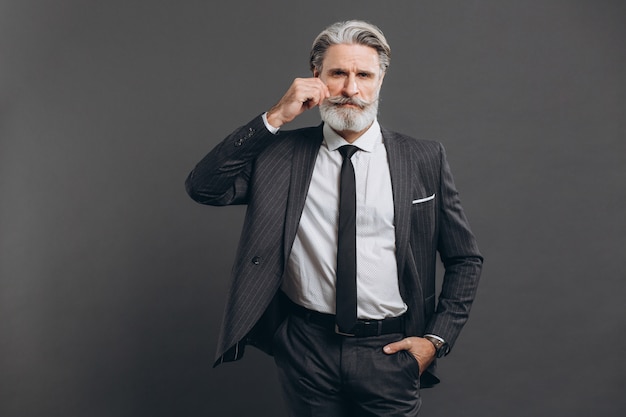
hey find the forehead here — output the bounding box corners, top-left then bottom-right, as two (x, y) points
(322, 44), (380, 71)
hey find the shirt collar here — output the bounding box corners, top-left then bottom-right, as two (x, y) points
(323, 119), (382, 153)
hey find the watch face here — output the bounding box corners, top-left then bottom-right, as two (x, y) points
(424, 336), (449, 357)
(437, 344), (450, 358)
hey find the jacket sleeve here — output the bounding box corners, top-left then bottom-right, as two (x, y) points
(425, 143), (483, 349)
(185, 115), (276, 206)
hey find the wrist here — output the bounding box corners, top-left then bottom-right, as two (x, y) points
(261, 112), (280, 134)
(265, 108), (284, 129)
(423, 334), (450, 358)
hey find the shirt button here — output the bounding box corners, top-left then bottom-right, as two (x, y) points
(251, 256), (261, 265)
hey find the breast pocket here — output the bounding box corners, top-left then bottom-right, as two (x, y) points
(411, 193), (436, 237)
(412, 194), (435, 205)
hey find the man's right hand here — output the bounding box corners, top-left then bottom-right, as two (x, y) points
(266, 78), (330, 129)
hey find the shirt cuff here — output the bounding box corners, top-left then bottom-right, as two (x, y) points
(262, 112), (280, 134)
(424, 333), (446, 343)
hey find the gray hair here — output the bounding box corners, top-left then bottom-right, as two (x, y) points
(309, 20), (391, 74)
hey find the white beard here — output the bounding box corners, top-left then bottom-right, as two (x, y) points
(319, 95), (379, 133)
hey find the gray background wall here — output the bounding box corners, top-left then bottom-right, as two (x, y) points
(1, 1), (624, 416)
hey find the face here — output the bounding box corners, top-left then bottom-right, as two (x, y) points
(315, 44), (385, 135)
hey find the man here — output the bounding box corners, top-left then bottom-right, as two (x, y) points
(186, 20), (482, 416)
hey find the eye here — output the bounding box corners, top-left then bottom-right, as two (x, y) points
(358, 72), (373, 79)
(331, 70), (347, 77)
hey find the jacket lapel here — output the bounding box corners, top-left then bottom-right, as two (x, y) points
(384, 128), (427, 334)
(383, 128), (412, 280)
(283, 126), (324, 267)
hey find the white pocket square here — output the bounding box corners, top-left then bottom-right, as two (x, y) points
(412, 194), (435, 204)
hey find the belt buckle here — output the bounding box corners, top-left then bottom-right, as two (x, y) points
(334, 324), (356, 337)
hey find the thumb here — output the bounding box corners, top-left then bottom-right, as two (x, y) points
(383, 340), (408, 355)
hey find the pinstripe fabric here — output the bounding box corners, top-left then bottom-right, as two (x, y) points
(186, 116), (482, 381)
(382, 127), (483, 353)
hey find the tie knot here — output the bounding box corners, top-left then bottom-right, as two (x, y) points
(338, 145), (359, 160)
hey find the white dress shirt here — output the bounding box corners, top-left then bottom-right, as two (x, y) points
(279, 120), (408, 319)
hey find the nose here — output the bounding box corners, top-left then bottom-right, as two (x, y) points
(342, 74), (359, 97)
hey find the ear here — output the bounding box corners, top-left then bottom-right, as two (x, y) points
(313, 69), (320, 78)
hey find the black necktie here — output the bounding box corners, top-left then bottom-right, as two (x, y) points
(336, 145), (359, 334)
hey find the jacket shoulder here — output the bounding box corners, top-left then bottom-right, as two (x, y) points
(382, 127), (441, 148)
(381, 127), (445, 164)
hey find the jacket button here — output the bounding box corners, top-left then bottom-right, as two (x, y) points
(234, 138), (243, 147)
(251, 256), (261, 265)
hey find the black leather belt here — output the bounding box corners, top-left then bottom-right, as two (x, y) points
(287, 301), (405, 337)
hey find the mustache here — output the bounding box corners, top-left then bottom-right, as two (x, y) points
(324, 95), (372, 109)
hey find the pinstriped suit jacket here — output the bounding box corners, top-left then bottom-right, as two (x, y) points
(186, 115), (482, 385)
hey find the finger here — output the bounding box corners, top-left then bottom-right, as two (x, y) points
(296, 82), (322, 103)
(316, 78), (330, 101)
(310, 82), (331, 108)
(303, 88), (326, 109)
(322, 81), (330, 98)
(312, 77), (330, 98)
(383, 338), (411, 354)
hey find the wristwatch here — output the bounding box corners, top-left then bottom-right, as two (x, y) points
(424, 335), (450, 358)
